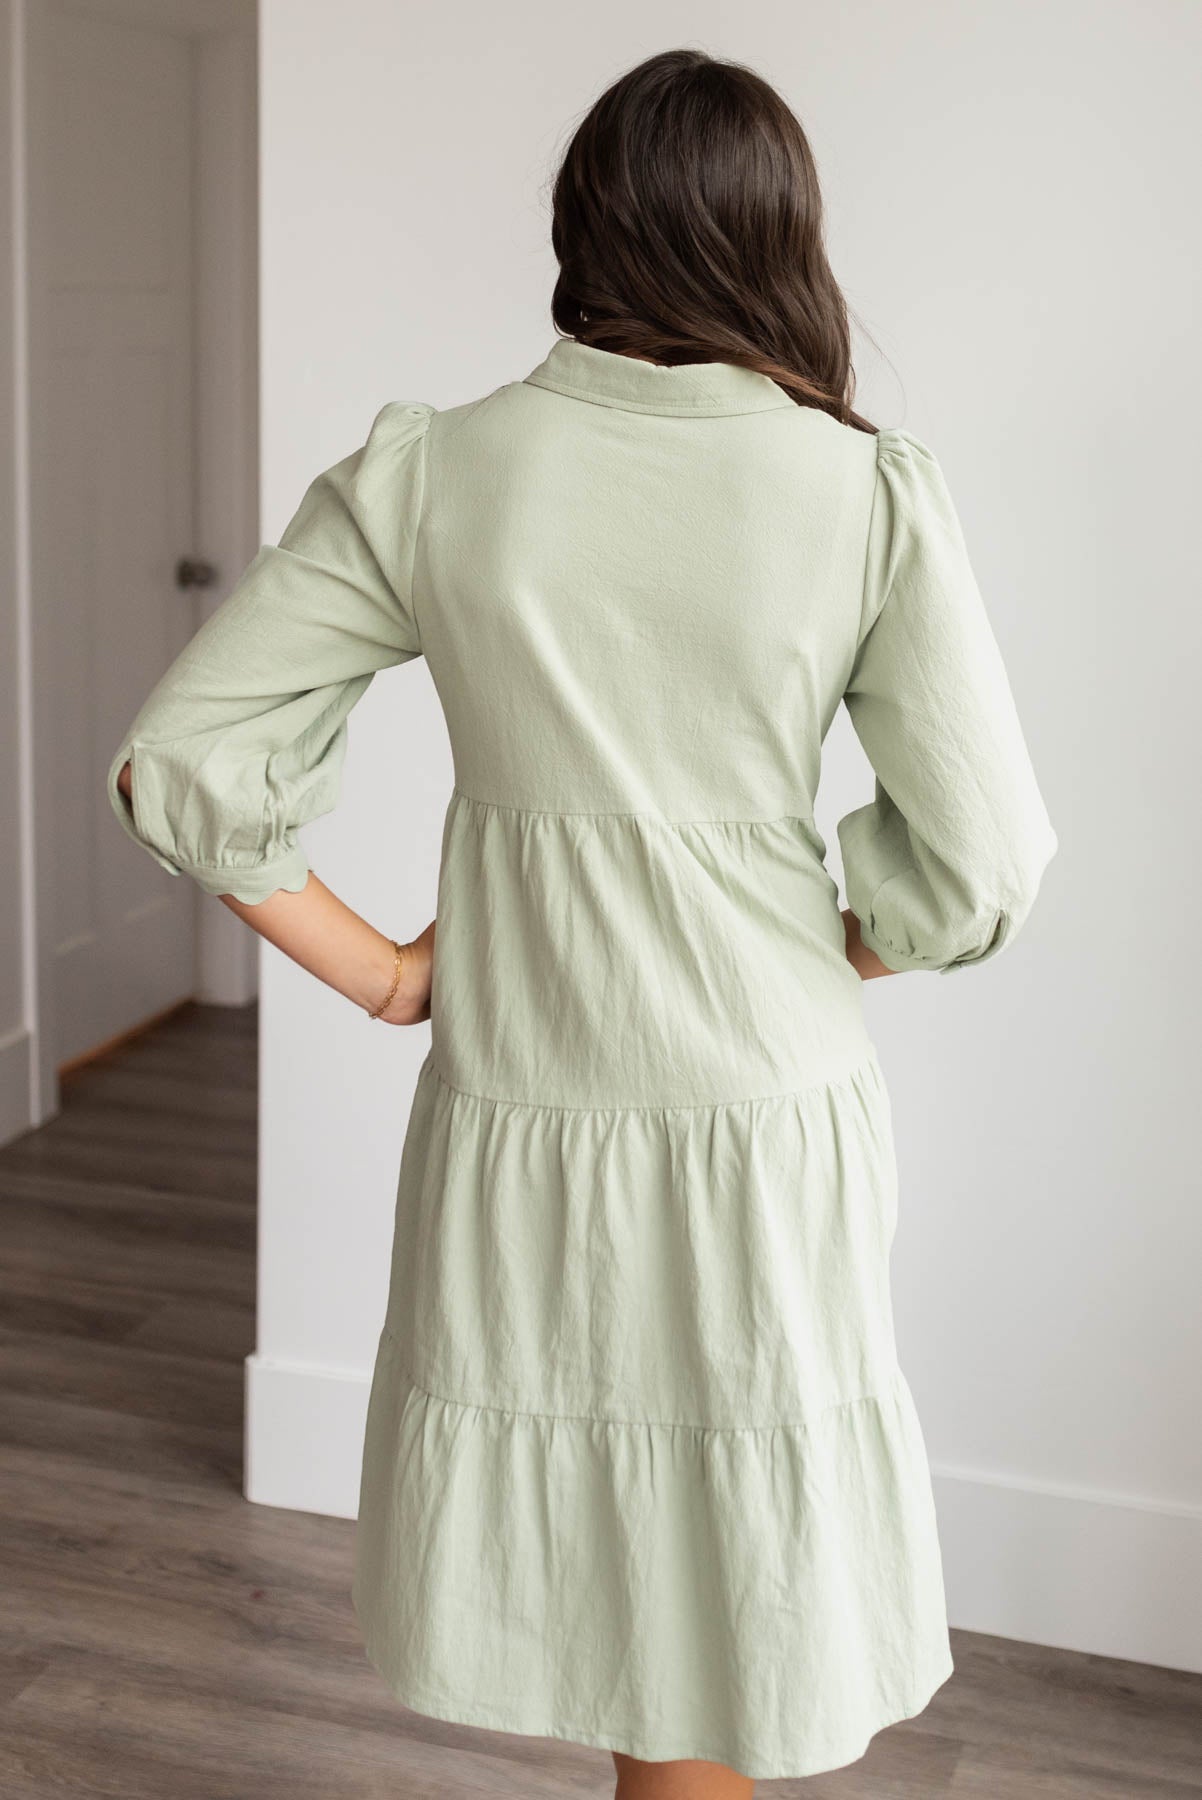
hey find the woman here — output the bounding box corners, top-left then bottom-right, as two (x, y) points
(110, 47), (1056, 1798)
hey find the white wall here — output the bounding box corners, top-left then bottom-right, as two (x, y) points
(248, 0), (1202, 1672)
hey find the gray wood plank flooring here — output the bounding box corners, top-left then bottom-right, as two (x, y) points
(0, 1002), (1198, 1797)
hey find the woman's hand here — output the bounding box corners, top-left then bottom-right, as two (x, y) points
(377, 919), (436, 1025)
(118, 754), (435, 1026)
(210, 869), (435, 1026)
(841, 908), (898, 981)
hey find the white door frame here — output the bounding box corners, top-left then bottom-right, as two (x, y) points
(3, 0), (259, 1134)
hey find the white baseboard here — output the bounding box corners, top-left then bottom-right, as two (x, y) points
(0, 1024), (33, 1148)
(244, 1352), (369, 1520)
(244, 1353), (1202, 1674)
(932, 1465), (1202, 1673)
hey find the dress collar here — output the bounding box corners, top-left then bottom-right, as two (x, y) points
(522, 336), (796, 417)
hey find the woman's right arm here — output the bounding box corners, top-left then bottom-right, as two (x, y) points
(837, 428), (1057, 976)
(841, 907), (897, 981)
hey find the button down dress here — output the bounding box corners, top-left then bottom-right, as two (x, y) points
(108, 336), (1057, 1780)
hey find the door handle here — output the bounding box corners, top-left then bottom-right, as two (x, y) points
(175, 556), (218, 589)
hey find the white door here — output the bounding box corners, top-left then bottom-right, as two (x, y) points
(30, 3), (201, 1069)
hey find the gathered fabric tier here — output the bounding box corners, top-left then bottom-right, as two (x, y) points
(351, 786), (953, 1780)
(106, 336), (1056, 1778)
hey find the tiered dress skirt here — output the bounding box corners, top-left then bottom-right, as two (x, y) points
(350, 793), (954, 1781)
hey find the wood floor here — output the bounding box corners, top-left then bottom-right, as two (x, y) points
(0, 1002), (1198, 1798)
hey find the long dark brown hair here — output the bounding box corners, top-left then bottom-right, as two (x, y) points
(551, 49), (874, 433)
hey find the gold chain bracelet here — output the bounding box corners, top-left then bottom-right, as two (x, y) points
(367, 940), (406, 1021)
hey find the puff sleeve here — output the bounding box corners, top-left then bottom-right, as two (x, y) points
(107, 400), (434, 905)
(837, 428), (1057, 973)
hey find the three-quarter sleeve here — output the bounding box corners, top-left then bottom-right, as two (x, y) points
(107, 400), (434, 904)
(837, 427), (1057, 974)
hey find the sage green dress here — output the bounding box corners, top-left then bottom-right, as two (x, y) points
(108, 337), (1056, 1779)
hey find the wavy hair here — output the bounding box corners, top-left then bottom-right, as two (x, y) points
(551, 48), (874, 433)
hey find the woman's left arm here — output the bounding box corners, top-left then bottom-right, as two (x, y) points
(119, 744), (432, 1022)
(217, 879), (435, 1027)
(108, 401), (437, 1012)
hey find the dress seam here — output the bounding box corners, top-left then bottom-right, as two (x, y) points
(450, 783), (816, 829)
(381, 1335), (902, 1437)
(120, 838), (303, 880)
(423, 1051), (878, 1118)
(521, 374), (793, 417)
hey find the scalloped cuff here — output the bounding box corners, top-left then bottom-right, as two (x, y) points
(183, 846), (312, 905)
(856, 907), (1008, 976)
(856, 914), (942, 975)
(107, 741), (313, 905)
